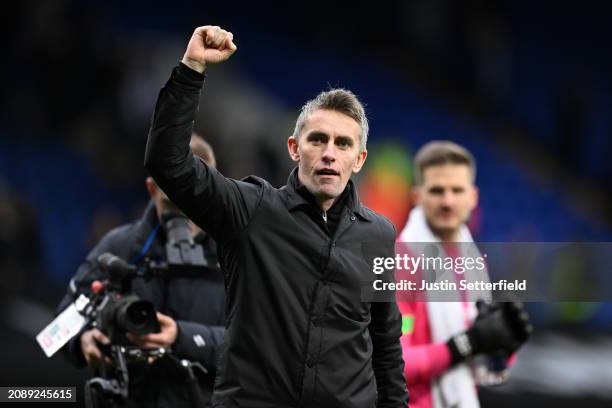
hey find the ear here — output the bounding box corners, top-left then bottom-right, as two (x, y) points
(145, 177), (158, 199)
(352, 149), (368, 173)
(287, 135), (300, 163)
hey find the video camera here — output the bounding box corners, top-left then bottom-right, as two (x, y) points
(88, 253), (160, 344)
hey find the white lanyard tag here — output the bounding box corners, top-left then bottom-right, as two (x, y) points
(36, 294), (90, 357)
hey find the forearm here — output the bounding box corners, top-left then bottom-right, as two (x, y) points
(401, 337), (452, 385)
(144, 62), (204, 186)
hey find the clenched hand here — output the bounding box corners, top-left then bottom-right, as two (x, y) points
(182, 25), (237, 73)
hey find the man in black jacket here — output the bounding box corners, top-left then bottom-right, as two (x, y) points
(58, 136), (225, 407)
(144, 25), (408, 407)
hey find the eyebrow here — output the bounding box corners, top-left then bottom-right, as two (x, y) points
(306, 131), (329, 140)
(306, 131), (355, 145)
(335, 135), (354, 146)
(427, 185), (466, 192)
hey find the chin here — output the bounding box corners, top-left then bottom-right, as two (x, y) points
(432, 223), (459, 236)
(315, 184), (337, 197)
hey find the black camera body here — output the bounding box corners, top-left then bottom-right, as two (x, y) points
(95, 293), (160, 345)
(89, 254), (160, 345)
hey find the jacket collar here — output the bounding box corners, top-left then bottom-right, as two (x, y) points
(284, 167), (372, 222)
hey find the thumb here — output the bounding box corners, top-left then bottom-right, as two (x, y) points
(226, 35), (237, 52)
(155, 311), (176, 328)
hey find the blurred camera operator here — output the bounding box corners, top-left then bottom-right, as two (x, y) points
(396, 141), (532, 408)
(56, 135), (225, 407)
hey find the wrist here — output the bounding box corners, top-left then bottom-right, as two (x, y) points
(172, 320), (188, 355)
(447, 332), (474, 365)
(181, 57), (206, 73)
(169, 320), (178, 345)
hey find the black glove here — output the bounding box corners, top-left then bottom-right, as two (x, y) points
(501, 301), (532, 345)
(447, 301), (532, 365)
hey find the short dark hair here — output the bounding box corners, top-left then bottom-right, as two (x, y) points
(414, 141), (476, 185)
(293, 89), (368, 152)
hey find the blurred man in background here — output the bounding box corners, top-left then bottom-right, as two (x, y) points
(397, 141), (532, 408)
(57, 135), (225, 407)
(144, 25), (408, 408)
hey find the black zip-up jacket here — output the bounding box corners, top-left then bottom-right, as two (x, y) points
(144, 63), (409, 408)
(57, 202), (225, 407)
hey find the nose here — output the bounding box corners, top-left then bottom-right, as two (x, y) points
(321, 141), (337, 163)
(441, 190), (455, 207)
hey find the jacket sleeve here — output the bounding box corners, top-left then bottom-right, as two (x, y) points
(144, 63), (261, 244)
(370, 300), (410, 407)
(55, 228), (126, 367)
(369, 222), (409, 407)
(173, 321), (225, 373)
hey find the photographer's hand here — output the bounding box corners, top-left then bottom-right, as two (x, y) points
(80, 328), (111, 367)
(127, 312), (178, 349)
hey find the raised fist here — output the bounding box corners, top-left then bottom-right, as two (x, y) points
(182, 25), (237, 73)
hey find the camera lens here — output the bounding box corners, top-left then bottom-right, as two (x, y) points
(127, 302), (150, 326)
(116, 297), (159, 335)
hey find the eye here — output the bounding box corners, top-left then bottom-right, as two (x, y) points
(336, 138), (353, 149)
(307, 132), (327, 145)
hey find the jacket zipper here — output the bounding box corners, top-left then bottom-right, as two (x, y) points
(322, 211), (327, 223)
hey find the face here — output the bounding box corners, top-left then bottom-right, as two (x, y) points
(287, 109), (367, 208)
(416, 164), (478, 240)
(146, 178), (201, 236)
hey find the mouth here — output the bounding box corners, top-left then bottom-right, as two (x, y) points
(438, 209), (454, 219)
(315, 168), (340, 177)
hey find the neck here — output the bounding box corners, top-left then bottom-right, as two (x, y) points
(295, 169), (346, 213)
(429, 223), (460, 243)
(438, 232), (458, 243)
(317, 197), (336, 212)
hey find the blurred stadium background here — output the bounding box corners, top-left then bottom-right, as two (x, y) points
(1, 0), (611, 406)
